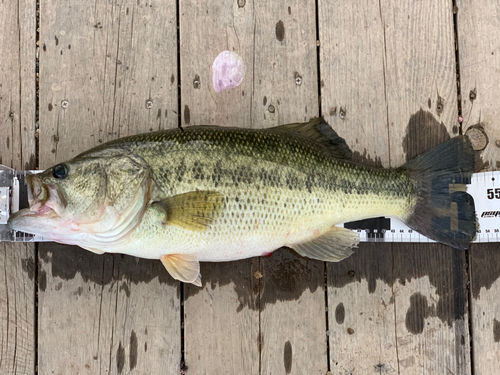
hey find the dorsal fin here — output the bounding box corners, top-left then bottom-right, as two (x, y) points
(272, 118), (352, 159)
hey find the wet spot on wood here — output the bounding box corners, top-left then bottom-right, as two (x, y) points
(452, 125), (458, 134)
(21, 257), (35, 280)
(374, 363), (392, 372)
(156, 109), (161, 120)
(55, 36), (59, 46)
(39, 269), (47, 292)
(43, 43), (46, 51)
(329, 242), (467, 327)
(335, 302), (345, 324)
(144, 342), (147, 352)
(403, 109), (450, 161)
(263, 96), (267, 106)
(184, 258), (258, 310)
(352, 149), (383, 167)
(117, 341), (125, 373)
(48, 103), (53, 111)
(25, 154), (36, 170)
(259, 249), (323, 309)
(284, 340), (292, 374)
(170, 74), (175, 84)
(471, 244), (500, 298)
(130, 330), (138, 370)
(288, 6), (291, 15)
(494, 319), (500, 342)
(405, 292), (433, 334)
(38, 244), (178, 291)
(276, 20), (285, 42)
(184, 105), (190, 125)
(55, 282), (62, 291)
(428, 98), (431, 109)
(120, 281), (131, 297)
(185, 248), (322, 310)
(6, 136), (9, 149)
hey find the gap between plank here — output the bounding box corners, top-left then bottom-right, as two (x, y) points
(175, 1), (186, 373)
(176, 0), (182, 130)
(315, 1), (331, 371)
(451, 1), (476, 374)
(34, 0), (41, 372)
(315, 0), (322, 118)
(323, 262), (331, 373)
(452, 0), (464, 133)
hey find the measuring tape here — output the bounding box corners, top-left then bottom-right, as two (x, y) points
(1, 164), (499, 243)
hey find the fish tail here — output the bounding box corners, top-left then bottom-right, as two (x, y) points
(402, 135), (477, 249)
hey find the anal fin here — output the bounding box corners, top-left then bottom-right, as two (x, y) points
(288, 226), (359, 262)
(160, 254), (202, 286)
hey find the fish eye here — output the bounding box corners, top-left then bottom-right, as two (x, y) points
(52, 164), (68, 179)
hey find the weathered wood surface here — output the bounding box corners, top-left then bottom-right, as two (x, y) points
(181, 1), (328, 373)
(38, 0), (180, 374)
(3, 0), (500, 373)
(458, 1), (500, 374)
(0, 0), (36, 373)
(320, 1), (471, 374)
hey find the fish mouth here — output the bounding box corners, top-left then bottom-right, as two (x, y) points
(25, 174), (65, 218)
(8, 175), (66, 235)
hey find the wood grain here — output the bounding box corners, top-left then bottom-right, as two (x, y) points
(457, 1), (500, 373)
(0, 0), (36, 372)
(181, 0), (326, 373)
(38, 0), (180, 374)
(457, 0), (500, 170)
(320, 0), (471, 373)
(0, 244), (35, 375)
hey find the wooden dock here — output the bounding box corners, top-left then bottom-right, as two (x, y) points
(1, 0), (499, 374)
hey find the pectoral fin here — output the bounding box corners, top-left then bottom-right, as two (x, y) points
(160, 254), (202, 286)
(288, 226), (359, 262)
(153, 191), (224, 231)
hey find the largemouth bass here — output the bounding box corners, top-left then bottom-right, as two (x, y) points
(8, 119), (477, 285)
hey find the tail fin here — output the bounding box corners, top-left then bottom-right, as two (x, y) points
(402, 135), (477, 250)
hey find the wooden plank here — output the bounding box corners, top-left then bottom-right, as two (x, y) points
(329, 244), (471, 374)
(181, 0), (327, 373)
(457, 0), (500, 170)
(320, 0), (472, 373)
(179, 2), (260, 372)
(38, 0), (180, 373)
(0, 0), (36, 372)
(0, 244), (35, 375)
(457, 1), (500, 373)
(469, 245), (500, 375)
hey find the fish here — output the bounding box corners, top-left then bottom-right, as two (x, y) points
(8, 118), (477, 286)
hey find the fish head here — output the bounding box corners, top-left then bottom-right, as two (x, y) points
(8, 153), (150, 243)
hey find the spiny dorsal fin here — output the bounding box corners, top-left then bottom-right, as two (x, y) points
(273, 118), (352, 159)
(152, 191), (224, 232)
(288, 226), (359, 262)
